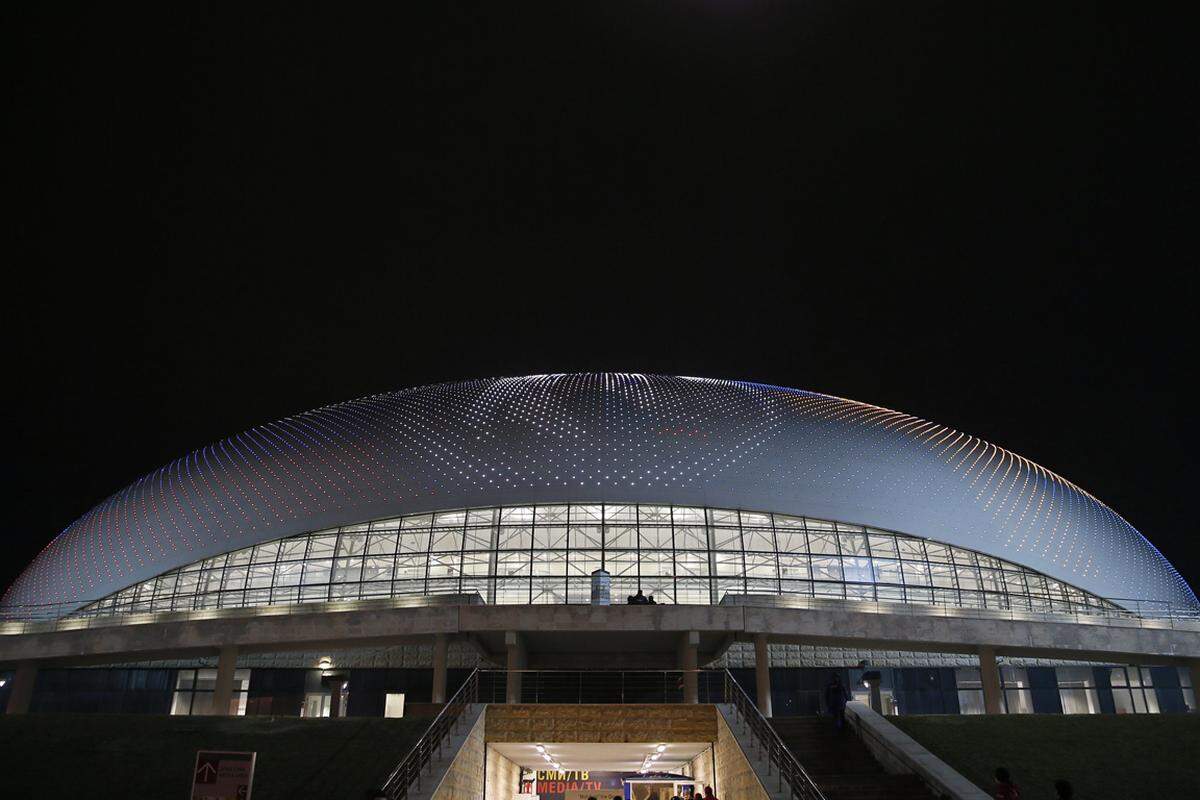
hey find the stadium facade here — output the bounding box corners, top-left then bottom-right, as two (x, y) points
(2, 374), (1197, 718)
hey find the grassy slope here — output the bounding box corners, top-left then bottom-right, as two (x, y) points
(891, 714), (1200, 800)
(0, 714), (429, 799)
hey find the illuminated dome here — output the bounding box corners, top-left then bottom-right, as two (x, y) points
(4, 374), (1195, 614)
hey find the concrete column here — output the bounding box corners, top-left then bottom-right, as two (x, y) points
(211, 645), (239, 716)
(1189, 660), (1200, 713)
(754, 633), (772, 717)
(432, 633), (449, 703)
(979, 646), (1002, 715)
(4, 661), (38, 715)
(505, 631), (525, 704)
(679, 630), (699, 704)
(864, 676), (883, 714)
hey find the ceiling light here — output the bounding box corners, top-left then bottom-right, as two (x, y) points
(551, 763), (561, 769)
(656, 744), (666, 753)
(651, 754), (661, 761)
(536, 745), (545, 753)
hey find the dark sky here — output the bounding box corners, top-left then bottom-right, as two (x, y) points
(7, 3), (1197, 596)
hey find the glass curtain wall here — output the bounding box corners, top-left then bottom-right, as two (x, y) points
(81, 503), (1117, 619)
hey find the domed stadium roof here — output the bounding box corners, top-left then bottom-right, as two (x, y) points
(4, 374), (1195, 611)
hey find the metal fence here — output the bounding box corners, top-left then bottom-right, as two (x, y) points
(476, 669), (729, 704)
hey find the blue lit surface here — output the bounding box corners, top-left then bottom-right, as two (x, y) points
(3, 374), (1195, 611)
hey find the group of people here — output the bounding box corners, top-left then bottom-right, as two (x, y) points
(585, 787), (718, 800)
(626, 589), (658, 605)
(990, 767), (1073, 800)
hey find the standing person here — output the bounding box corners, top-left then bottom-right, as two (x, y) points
(702, 786), (719, 800)
(824, 673), (850, 731)
(992, 767), (1020, 800)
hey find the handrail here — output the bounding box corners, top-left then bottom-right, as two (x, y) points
(377, 668), (480, 800)
(3, 591), (1199, 632)
(722, 669), (827, 800)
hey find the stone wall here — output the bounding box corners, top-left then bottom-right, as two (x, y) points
(485, 744), (523, 800)
(485, 704), (716, 743)
(432, 707), (487, 800)
(688, 711), (768, 800)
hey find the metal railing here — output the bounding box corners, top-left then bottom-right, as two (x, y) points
(476, 669), (727, 704)
(377, 667), (480, 800)
(2, 590), (1198, 635)
(718, 593), (1200, 629)
(722, 669), (827, 800)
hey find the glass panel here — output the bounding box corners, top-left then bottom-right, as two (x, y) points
(367, 534), (399, 555)
(811, 557), (842, 581)
(307, 534), (339, 558)
(896, 537), (926, 560)
(673, 525), (708, 550)
(394, 554), (426, 581)
(1003, 689), (1033, 714)
(778, 554), (810, 580)
(605, 504), (637, 523)
(711, 527), (743, 551)
(606, 525), (637, 549)
(495, 552), (529, 576)
(567, 550), (602, 576)
(533, 526), (568, 549)
(399, 529), (430, 553)
(742, 528), (775, 552)
(278, 538), (307, 560)
(640, 505), (672, 523)
(745, 552), (778, 578)
(740, 511), (771, 528)
(867, 534), (898, 558)
(929, 563), (956, 588)
(535, 505), (569, 524)
(466, 508), (497, 526)
(713, 551), (745, 577)
(429, 527), (463, 552)
(531, 551), (566, 576)
(842, 557), (873, 583)
(332, 557), (363, 583)
(639, 526), (673, 550)
(463, 526), (494, 551)
(569, 525), (603, 550)
(872, 559), (903, 585)
(924, 542), (951, 563)
(639, 550), (673, 575)
(839, 533), (868, 556)
(808, 531), (839, 555)
(252, 542), (280, 563)
(606, 550), (639, 577)
(774, 524), (806, 553)
(675, 551), (710, 577)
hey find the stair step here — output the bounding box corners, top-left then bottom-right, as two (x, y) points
(765, 717), (935, 800)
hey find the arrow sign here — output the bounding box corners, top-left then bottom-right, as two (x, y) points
(191, 751), (256, 800)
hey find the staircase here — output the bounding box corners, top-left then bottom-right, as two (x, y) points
(769, 717), (933, 800)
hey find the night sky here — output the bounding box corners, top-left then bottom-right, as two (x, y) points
(7, 4), (1197, 596)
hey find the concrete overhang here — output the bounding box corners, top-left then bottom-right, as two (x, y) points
(2, 601), (1199, 668)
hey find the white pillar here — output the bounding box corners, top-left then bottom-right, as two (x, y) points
(211, 646), (239, 716)
(754, 633), (772, 717)
(432, 634), (449, 703)
(979, 646), (1002, 715)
